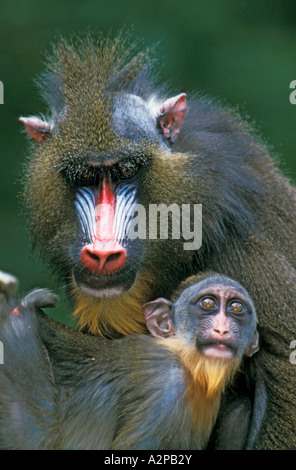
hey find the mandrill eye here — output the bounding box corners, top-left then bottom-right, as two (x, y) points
(229, 301), (245, 313)
(200, 297), (216, 309)
(79, 167), (96, 183)
(117, 160), (138, 178)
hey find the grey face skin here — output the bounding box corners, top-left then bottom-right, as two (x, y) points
(187, 284), (258, 360)
(144, 275), (259, 361)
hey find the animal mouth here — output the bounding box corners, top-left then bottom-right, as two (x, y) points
(76, 283), (125, 298)
(200, 341), (236, 360)
(72, 264), (136, 298)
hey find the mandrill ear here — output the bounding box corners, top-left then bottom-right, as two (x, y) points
(142, 298), (175, 338)
(157, 93), (187, 143)
(19, 116), (53, 143)
(245, 330), (260, 358)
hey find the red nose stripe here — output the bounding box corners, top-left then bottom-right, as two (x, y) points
(95, 178), (116, 239)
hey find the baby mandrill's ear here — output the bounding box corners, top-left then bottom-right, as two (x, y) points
(142, 298), (175, 338)
(244, 331), (260, 358)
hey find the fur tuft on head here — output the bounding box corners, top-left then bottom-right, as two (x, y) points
(39, 31), (156, 143)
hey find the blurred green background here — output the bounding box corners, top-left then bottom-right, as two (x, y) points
(0, 0), (296, 325)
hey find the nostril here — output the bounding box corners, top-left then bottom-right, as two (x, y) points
(81, 243), (127, 275)
(103, 250), (127, 273)
(213, 328), (229, 336)
(86, 251), (100, 261)
(105, 252), (124, 264)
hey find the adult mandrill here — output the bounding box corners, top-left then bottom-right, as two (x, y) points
(0, 274), (260, 450)
(19, 33), (296, 448)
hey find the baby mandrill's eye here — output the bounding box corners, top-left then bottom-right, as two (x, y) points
(229, 301), (244, 313)
(200, 297), (215, 309)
